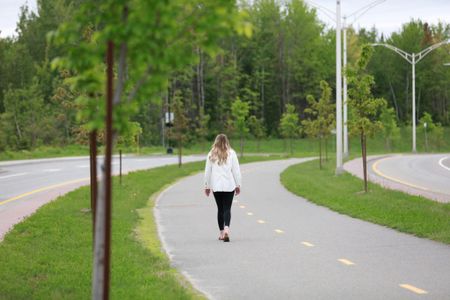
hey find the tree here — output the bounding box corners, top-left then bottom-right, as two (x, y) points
(248, 115), (266, 152)
(302, 80), (334, 169)
(231, 98), (250, 157)
(195, 107), (211, 153)
(116, 121), (142, 153)
(380, 106), (400, 151)
(419, 112), (444, 152)
(172, 91), (189, 167)
(348, 45), (387, 192)
(53, 1), (249, 298)
(279, 103), (300, 154)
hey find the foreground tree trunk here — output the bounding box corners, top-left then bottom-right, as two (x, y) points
(92, 40), (114, 300)
(361, 131), (368, 193)
(89, 130), (97, 230)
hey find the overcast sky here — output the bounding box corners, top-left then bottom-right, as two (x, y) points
(0, 0), (449, 38)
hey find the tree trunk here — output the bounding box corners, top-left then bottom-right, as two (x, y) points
(92, 40), (114, 300)
(178, 138), (182, 167)
(89, 130), (98, 230)
(361, 131), (368, 193)
(325, 138), (328, 162)
(261, 66), (265, 121)
(389, 80), (400, 121)
(240, 135), (244, 158)
(289, 138), (293, 155)
(319, 138), (322, 169)
(257, 138), (260, 153)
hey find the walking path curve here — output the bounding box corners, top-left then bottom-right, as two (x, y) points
(156, 158), (450, 299)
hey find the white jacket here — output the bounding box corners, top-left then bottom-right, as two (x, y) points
(204, 149), (242, 192)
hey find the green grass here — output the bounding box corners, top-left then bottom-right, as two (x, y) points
(0, 155), (282, 299)
(1, 126), (449, 161)
(281, 159), (450, 245)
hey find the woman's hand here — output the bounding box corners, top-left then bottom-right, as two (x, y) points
(205, 188), (211, 197)
(235, 187), (240, 196)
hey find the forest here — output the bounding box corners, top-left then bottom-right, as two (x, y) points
(0, 0), (449, 151)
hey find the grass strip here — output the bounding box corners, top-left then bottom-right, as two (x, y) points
(280, 159), (450, 245)
(0, 155), (280, 299)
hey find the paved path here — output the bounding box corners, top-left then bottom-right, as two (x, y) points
(156, 159), (450, 299)
(0, 154), (204, 240)
(344, 154), (450, 202)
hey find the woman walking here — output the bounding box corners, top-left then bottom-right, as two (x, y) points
(204, 134), (241, 242)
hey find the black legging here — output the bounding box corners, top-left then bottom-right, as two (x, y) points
(213, 191), (234, 230)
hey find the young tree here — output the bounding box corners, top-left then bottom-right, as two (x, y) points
(302, 80), (335, 169)
(279, 103), (300, 155)
(419, 112), (444, 152)
(52, 1), (250, 297)
(248, 115), (266, 152)
(116, 121), (142, 153)
(231, 98), (250, 157)
(348, 45), (387, 192)
(380, 106), (400, 151)
(195, 107), (211, 153)
(172, 91), (189, 167)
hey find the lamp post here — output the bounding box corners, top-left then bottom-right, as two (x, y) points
(371, 40), (450, 152)
(336, 0), (343, 173)
(305, 0), (385, 169)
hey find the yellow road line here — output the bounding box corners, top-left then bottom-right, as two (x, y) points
(239, 205), (246, 208)
(0, 177), (90, 206)
(301, 241), (314, 247)
(372, 157), (430, 191)
(247, 212), (254, 216)
(338, 258), (355, 266)
(257, 219), (266, 224)
(274, 229), (284, 234)
(399, 284), (428, 295)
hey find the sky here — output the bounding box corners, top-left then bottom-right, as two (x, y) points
(0, 0), (449, 38)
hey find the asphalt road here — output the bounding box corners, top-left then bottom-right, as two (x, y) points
(344, 154), (450, 202)
(370, 154), (450, 199)
(156, 159), (450, 299)
(0, 154), (204, 240)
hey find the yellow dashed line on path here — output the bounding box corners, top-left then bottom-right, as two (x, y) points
(0, 177), (89, 206)
(274, 229), (284, 234)
(399, 284), (428, 295)
(338, 259), (355, 266)
(257, 219), (266, 224)
(301, 241), (314, 247)
(239, 205), (246, 209)
(247, 212), (253, 216)
(372, 157), (430, 191)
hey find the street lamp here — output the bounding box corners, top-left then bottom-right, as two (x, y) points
(371, 40), (450, 152)
(305, 0), (385, 172)
(336, 0), (343, 173)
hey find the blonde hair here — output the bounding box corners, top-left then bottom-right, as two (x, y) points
(209, 134), (230, 165)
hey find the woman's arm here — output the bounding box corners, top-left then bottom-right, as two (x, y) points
(204, 154), (212, 196)
(231, 150), (242, 194)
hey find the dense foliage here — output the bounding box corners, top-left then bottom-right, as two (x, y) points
(0, 0), (449, 152)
